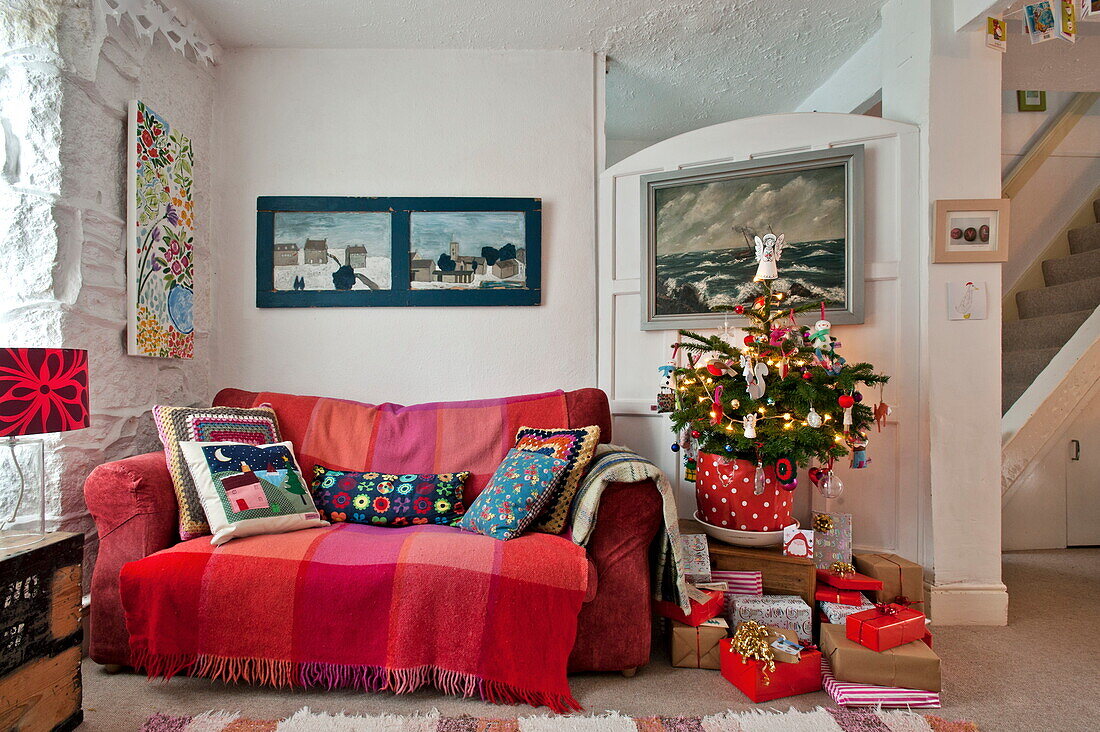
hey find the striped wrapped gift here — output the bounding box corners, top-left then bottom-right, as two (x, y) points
(708, 569), (763, 612)
(822, 658), (941, 708)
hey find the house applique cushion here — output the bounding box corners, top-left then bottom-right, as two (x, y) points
(310, 466), (469, 526)
(179, 440), (327, 545)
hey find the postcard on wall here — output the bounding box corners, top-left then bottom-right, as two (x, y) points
(947, 281), (987, 321)
(1025, 2), (1058, 42)
(1056, 0), (1078, 39)
(986, 16), (1007, 50)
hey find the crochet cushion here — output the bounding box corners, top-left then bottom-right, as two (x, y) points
(153, 404), (282, 539)
(513, 425), (600, 533)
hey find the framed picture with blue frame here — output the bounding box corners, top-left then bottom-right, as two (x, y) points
(256, 196), (542, 307)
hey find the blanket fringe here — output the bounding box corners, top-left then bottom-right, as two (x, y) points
(130, 650), (581, 713)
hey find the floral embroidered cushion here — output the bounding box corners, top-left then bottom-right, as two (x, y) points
(456, 449), (568, 541)
(310, 467), (469, 526)
(153, 405), (282, 540)
(513, 425), (600, 533)
(178, 440), (326, 545)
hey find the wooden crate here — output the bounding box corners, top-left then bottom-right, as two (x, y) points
(0, 532), (83, 732)
(679, 519), (816, 606)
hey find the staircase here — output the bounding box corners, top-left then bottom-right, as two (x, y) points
(1003, 199), (1100, 413)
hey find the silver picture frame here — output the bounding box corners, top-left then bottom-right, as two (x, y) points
(640, 145), (865, 330)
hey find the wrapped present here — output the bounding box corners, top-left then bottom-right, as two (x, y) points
(812, 512), (852, 569)
(820, 624), (940, 692)
(764, 625), (805, 663)
(815, 586), (864, 606)
(819, 593), (875, 624)
(846, 603), (927, 652)
(782, 526), (814, 558)
(728, 594), (812, 643)
(670, 617), (728, 669)
(708, 569), (762, 611)
(656, 588), (723, 627)
(719, 627), (822, 703)
(679, 533), (713, 585)
(853, 552), (924, 607)
(822, 658), (940, 708)
(816, 567), (883, 592)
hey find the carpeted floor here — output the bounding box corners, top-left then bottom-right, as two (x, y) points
(81, 548), (1100, 731)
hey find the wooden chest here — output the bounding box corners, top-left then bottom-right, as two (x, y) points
(679, 519), (816, 606)
(0, 532), (83, 732)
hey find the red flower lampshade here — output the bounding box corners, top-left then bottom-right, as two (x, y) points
(0, 348), (89, 437)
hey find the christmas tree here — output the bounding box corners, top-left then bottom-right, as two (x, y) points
(665, 233), (889, 497)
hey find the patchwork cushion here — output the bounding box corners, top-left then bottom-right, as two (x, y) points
(311, 466), (469, 526)
(457, 449), (567, 541)
(179, 440), (326, 545)
(153, 405), (282, 539)
(514, 425), (600, 533)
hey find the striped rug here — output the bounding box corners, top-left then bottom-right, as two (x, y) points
(141, 707), (979, 731)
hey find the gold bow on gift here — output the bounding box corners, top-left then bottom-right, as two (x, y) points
(812, 513), (834, 533)
(730, 620), (776, 685)
(830, 561), (855, 576)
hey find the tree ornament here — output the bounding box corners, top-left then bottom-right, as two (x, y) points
(690, 430), (701, 438)
(802, 370), (813, 380)
(744, 335), (756, 346)
(741, 355), (769, 400)
(753, 460), (766, 495)
(806, 406), (823, 428)
(670, 443), (680, 453)
(733, 305), (745, 314)
(838, 394), (855, 409)
(848, 429), (870, 468)
(742, 413), (758, 439)
(724, 443), (734, 452)
(818, 470), (844, 499)
(753, 233), (785, 281)
(807, 466), (824, 487)
(710, 385), (725, 425)
(774, 457), (797, 490)
(706, 358), (728, 376)
(853, 391), (863, 403)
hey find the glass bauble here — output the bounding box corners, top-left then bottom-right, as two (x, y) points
(817, 470), (844, 499)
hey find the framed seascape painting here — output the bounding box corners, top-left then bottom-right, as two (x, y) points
(640, 146), (865, 329)
(126, 100), (195, 357)
(256, 197), (541, 307)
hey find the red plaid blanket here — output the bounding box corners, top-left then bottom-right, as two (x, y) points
(120, 523), (589, 711)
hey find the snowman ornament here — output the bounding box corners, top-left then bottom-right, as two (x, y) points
(753, 233), (785, 281)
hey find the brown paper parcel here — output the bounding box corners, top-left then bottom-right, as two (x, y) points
(670, 617), (728, 669)
(853, 552), (925, 606)
(820, 624), (940, 692)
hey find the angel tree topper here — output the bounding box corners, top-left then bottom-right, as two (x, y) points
(753, 233), (785, 281)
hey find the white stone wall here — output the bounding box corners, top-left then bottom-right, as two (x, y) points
(0, 1), (214, 582)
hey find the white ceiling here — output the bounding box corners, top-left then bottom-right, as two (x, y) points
(183, 0), (885, 142)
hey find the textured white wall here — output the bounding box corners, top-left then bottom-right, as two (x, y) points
(210, 49), (599, 405)
(0, 1), (214, 576)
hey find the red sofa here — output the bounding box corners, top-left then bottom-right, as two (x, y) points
(84, 387), (662, 675)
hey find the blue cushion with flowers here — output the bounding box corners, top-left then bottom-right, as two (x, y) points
(310, 466), (469, 526)
(456, 449), (568, 541)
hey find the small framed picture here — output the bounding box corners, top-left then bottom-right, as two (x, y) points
(933, 199), (1010, 263)
(1017, 90), (1047, 111)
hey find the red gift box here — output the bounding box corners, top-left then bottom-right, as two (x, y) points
(815, 587), (864, 606)
(719, 638), (822, 702)
(655, 589), (724, 627)
(696, 454), (793, 532)
(816, 568), (884, 592)
(845, 604), (927, 652)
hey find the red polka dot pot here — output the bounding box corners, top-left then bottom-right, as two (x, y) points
(695, 453), (794, 532)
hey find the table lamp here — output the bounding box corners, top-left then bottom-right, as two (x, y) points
(0, 348), (89, 549)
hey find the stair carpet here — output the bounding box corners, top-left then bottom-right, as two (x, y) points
(1004, 199), (1100, 413)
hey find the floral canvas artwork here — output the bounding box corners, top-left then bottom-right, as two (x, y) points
(127, 100), (195, 358)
